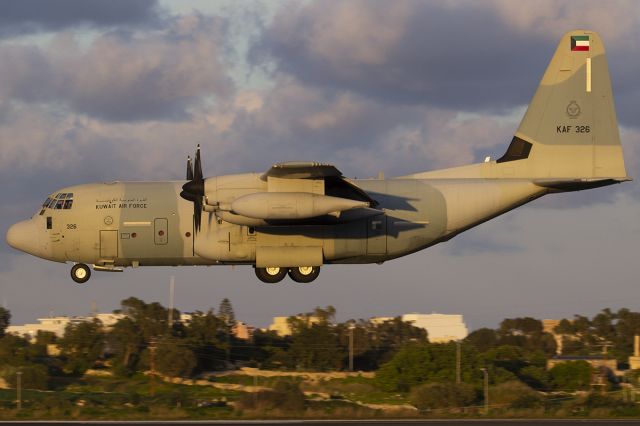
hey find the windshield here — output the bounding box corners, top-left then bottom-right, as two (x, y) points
(39, 193), (74, 215)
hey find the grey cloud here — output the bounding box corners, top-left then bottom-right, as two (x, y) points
(0, 0), (163, 37)
(253, 0), (640, 129)
(0, 14), (234, 122)
(252, 1), (548, 112)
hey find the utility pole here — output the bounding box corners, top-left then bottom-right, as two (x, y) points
(480, 368), (489, 415)
(168, 276), (175, 329)
(456, 340), (461, 384)
(16, 371), (22, 410)
(148, 337), (158, 397)
(149, 337), (158, 375)
(348, 325), (355, 372)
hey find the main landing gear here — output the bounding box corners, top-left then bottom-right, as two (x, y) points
(71, 263), (91, 284)
(255, 266), (321, 284)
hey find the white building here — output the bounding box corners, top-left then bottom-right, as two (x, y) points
(6, 316), (83, 339)
(401, 313), (468, 343)
(6, 313), (125, 340)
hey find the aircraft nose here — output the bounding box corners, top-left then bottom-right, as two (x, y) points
(6, 220), (39, 255)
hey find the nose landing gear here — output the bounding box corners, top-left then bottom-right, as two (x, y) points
(70, 263), (91, 284)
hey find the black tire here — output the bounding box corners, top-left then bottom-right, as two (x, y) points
(71, 263), (91, 284)
(288, 266), (320, 283)
(255, 267), (287, 284)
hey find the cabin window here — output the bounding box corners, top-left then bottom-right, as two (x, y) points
(46, 217), (52, 230)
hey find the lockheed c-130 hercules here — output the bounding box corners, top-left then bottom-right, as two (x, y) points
(5, 30), (631, 284)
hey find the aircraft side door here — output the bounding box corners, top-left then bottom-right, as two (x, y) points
(100, 230), (118, 259)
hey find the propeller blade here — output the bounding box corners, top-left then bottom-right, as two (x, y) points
(194, 144), (203, 182)
(194, 196), (202, 233)
(186, 156), (194, 181)
(180, 145), (206, 235)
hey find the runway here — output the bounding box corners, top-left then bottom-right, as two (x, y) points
(3, 420), (640, 425)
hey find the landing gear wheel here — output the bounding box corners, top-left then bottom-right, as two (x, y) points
(288, 266), (320, 283)
(255, 267), (287, 284)
(71, 263), (91, 284)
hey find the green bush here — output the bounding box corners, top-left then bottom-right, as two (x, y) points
(409, 382), (476, 411)
(549, 361), (592, 391)
(237, 380), (306, 413)
(1, 364), (49, 390)
(490, 380), (542, 409)
(155, 339), (197, 378)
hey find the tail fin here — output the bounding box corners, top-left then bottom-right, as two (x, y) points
(498, 30), (628, 181)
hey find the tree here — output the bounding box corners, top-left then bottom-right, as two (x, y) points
(497, 317), (557, 355)
(549, 360), (592, 391)
(410, 382), (476, 411)
(0, 307), (10, 337)
(58, 319), (105, 375)
(350, 317), (428, 370)
(250, 329), (290, 369)
(376, 342), (480, 392)
(286, 323), (344, 371)
(1, 364), (49, 390)
(107, 317), (145, 375)
(155, 337), (197, 377)
(465, 328), (498, 353)
(218, 298), (235, 329)
(0, 334), (30, 365)
(185, 310), (227, 371)
(119, 297), (177, 341)
(519, 365), (551, 390)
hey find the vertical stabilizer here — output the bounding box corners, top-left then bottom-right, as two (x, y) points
(498, 30), (628, 180)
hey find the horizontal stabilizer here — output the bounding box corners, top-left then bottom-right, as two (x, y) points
(533, 177), (631, 192)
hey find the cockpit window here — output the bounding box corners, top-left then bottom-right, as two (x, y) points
(44, 193), (74, 210)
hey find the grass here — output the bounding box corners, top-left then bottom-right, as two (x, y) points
(301, 376), (410, 405)
(2, 371), (639, 420)
(0, 374), (240, 420)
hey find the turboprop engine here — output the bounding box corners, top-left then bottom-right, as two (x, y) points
(231, 192), (369, 220)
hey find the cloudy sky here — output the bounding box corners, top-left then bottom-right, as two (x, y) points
(1, 0), (639, 330)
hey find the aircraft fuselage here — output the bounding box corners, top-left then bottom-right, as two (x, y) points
(8, 176), (546, 271)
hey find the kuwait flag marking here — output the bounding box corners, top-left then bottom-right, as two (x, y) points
(571, 35), (590, 51)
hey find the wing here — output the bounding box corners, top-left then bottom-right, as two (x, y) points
(262, 161), (378, 207)
(262, 161), (342, 180)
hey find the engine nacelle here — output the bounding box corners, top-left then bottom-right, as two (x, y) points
(231, 192), (369, 220)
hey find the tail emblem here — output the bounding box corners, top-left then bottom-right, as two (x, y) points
(566, 101), (581, 118)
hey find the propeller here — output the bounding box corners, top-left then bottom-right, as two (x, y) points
(180, 145), (205, 233)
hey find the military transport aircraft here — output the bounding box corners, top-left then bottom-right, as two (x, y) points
(5, 30), (630, 284)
